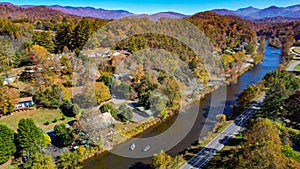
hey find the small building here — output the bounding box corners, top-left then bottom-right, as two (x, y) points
(16, 97), (34, 109)
(242, 42), (249, 48)
(3, 76), (18, 85)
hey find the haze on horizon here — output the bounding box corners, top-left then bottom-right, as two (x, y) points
(5, 0), (300, 15)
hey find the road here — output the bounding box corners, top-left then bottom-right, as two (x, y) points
(181, 94), (265, 169)
(286, 60), (300, 72)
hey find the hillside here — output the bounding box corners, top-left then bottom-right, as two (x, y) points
(0, 3), (80, 20)
(187, 11), (257, 51)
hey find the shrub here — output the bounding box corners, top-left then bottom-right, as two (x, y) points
(44, 121), (50, 125)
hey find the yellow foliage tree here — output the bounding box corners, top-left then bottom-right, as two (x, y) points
(151, 150), (173, 169)
(94, 82), (111, 105)
(0, 86), (19, 115)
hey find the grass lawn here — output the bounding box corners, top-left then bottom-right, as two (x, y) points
(0, 108), (74, 132)
(293, 47), (300, 54)
(295, 64), (300, 71)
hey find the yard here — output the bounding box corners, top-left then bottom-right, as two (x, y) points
(295, 64), (300, 71)
(0, 108), (74, 131)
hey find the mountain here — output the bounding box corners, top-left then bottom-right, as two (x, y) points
(0, 2), (187, 20)
(130, 12), (188, 21)
(0, 3), (80, 20)
(47, 5), (133, 19)
(212, 5), (300, 21)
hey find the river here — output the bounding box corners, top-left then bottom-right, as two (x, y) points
(82, 44), (281, 169)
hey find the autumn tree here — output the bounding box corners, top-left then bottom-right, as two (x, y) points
(0, 86), (20, 115)
(236, 118), (300, 169)
(133, 64), (145, 83)
(151, 150), (173, 169)
(28, 45), (52, 65)
(95, 82), (111, 104)
(237, 84), (261, 108)
(0, 124), (16, 164)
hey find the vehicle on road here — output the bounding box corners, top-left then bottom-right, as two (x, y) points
(129, 143), (135, 151)
(142, 144), (150, 152)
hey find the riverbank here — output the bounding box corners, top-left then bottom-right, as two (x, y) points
(82, 44), (281, 169)
(78, 61), (256, 165)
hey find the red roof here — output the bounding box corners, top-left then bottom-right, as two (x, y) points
(18, 97), (33, 103)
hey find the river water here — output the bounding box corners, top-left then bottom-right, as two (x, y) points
(83, 45), (281, 169)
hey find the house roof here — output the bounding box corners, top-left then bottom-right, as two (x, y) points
(18, 97), (33, 103)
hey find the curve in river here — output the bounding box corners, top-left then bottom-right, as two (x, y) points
(83, 44), (281, 169)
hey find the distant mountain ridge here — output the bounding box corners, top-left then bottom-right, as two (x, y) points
(47, 5), (133, 19)
(0, 2), (187, 20)
(212, 5), (300, 20)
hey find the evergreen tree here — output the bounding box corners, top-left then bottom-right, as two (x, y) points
(54, 124), (73, 147)
(0, 124), (16, 164)
(16, 118), (45, 159)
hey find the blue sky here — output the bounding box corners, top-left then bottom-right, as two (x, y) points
(5, 0), (300, 15)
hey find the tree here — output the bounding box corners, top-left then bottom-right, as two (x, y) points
(60, 55), (72, 75)
(32, 31), (55, 53)
(133, 64), (145, 83)
(260, 70), (300, 119)
(97, 75), (112, 88)
(237, 84), (261, 108)
(99, 103), (114, 113)
(151, 150), (172, 169)
(0, 76), (3, 87)
(28, 45), (52, 65)
(55, 20), (76, 53)
(71, 18), (94, 50)
(95, 82), (111, 104)
(0, 124), (16, 164)
(34, 84), (68, 109)
(99, 103), (119, 119)
(60, 100), (81, 117)
(56, 151), (80, 169)
(43, 134), (51, 146)
(118, 103), (133, 121)
(0, 86), (20, 115)
(149, 94), (165, 114)
(284, 91), (300, 123)
(54, 124), (73, 147)
(112, 81), (132, 99)
(0, 39), (13, 73)
(17, 118), (45, 158)
(23, 154), (55, 169)
(236, 118), (300, 169)
(216, 114), (226, 122)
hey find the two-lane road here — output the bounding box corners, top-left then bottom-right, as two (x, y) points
(181, 95), (265, 169)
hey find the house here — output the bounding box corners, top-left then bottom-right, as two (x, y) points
(3, 76), (18, 85)
(15, 97), (34, 109)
